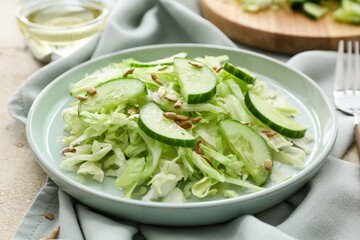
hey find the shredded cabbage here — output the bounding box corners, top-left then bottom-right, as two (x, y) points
(61, 54), (312, 203)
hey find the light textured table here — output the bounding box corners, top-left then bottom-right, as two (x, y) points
(1, 1), (359, 239)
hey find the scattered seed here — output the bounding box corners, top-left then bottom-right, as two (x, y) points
(179, 121), (192, 129)
(265, 159), (272, 171)
(212, 65), (218, 71)
(158, 87), (166, 99)
(261, 130), (277, 137)
(15, 142), (24, 148)
(151, 73), (164, 85)
(173, 100), (183, 108)
(199, 154), (212, 166)
(188, 61), (204, 68)
(164, 95), (178, 102)
(127, 108), (137, 115)
(174, 114), (189, 121)
(241, 121), (250, 125)
(215, 66), (223, 73)
(86, 86), (97, 96)
(76, 95), (87, 101)
(191, 116), (202, 124)
(163, 112), (177, 120)
(194, 140), (205, 155)
(123, 68), (135, 77)
(136, 108), (141, 114)
(61, 148), (75, 154)
(49, 225), (60, 239)
(44, 212), (54, 220)
(158, 65), (169, 71)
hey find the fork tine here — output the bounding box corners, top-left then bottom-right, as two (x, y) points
(334, 40), (344, 92)
(355, 41), (359, 93)
(346, 40), (352, 94)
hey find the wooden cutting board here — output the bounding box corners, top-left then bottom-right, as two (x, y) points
(200, 0), (360, 53)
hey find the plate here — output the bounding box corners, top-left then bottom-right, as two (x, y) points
(27, 44), (337, 226)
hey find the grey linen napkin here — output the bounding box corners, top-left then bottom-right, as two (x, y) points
(9, 0), (360, 239)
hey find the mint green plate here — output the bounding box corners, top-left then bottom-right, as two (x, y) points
(27, 44), (337, 226)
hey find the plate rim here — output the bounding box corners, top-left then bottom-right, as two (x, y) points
(26, 43), (338, 209)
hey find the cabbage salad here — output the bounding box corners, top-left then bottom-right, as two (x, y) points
(61, 53), (312, 203)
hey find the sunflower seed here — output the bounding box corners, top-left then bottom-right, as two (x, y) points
(265, 159), (272, 171)
(123, 68), (135, 77)
(151, 73), (164, 85)
(261, 130), (277, 137)
(158, 87), (166, 99)
(163, 112), (177, 120)
(75, 95), (87, 101)
(86, 86), (97, 96)
(164, 95), (178, 102)
(127, 108), (137, 115)
(44, 212), (54, 220)
(191, 116), (202, 124)
(188, 61), (204, 68)
(158, 65), (169, 71)
(173, 100), (183, 108)
(174, 114), (189, 121)
(179, 121), (192, 129)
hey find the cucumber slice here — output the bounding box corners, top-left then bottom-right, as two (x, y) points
(342, 0), (360, 16)
(79, 78), (147, 113)
(218, 119), (272, 186)
(138, 102), (197, 148)
(334, 8), (360, 24)
(289, 0), (305, 10)
(303, 2), (328, 20)
(223, 62), (257, 84)
(130, 52), (188, 68)
(245, 91), (307, 138)
(174, 58), (216, 104)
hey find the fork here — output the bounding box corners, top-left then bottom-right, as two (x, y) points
(334, 40), (360, 158)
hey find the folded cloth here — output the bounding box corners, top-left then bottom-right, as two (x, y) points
(8, 0), (360, 240)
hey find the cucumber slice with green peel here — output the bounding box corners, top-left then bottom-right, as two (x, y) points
(223, 62), (257, 84)
(245, 91), (307, 138)
(138, 102), (197, 148)
(218, 119), (272, 186)
(129, 52), (188, 68)
(289, 0), (305, 10)
(174, 57), (217, 104)
(303, 2), (328, 20)
(342, 0), (360, 15)
(334, 8), (360, 24)
(78, 78), (147, 113)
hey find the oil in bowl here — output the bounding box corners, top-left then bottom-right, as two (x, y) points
(16, 0), (109, 62)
